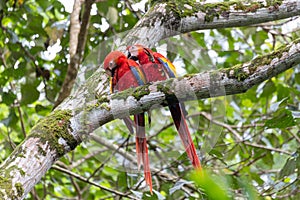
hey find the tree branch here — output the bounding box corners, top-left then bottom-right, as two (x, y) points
(68, 39), (300, 135)
(53, 0), (94, 109)
(122, 0), (300, 47)
(51, 165), (140, 200)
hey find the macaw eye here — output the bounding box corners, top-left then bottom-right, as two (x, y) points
(109, 61), (114, 70)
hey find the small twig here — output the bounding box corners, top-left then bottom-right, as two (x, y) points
(87, 135), (131, 181)
(199, 112), (243, 142)
(16, 105), (27, 138)
(286, 129), (300, 144)
(70, 176), (82, 200)
(243, 142), (292, 155)
(70, 149), (106, 169)
(6, 127), (16, 150)
(200, 111), (292, 155)
(261, 177), (299, 197)
(90, 133), (198, 193)
(52, 165), (139, 199)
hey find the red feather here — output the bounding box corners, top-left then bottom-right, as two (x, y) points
(127, 45), (202, 170)
(104, 51), (153, 194)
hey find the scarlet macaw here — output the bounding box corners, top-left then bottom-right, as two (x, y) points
(103, 51), (153, 193)
(127, 44), (202, 170)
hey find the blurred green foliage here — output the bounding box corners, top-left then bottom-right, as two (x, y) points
(0, 0), (300, 199)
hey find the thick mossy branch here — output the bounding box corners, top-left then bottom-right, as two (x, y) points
(128, 0), (299, 46)
(29, 110), (78, 157)
(107, 39), (300, 104)
(148, 0), (285, 25)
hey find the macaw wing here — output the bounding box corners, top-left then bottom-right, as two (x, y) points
(155, 53), (177, 78)
(129, 66), (146, 86)
(154, 54), (189, 117)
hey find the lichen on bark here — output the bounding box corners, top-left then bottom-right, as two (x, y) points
(0, 166), (25, 199)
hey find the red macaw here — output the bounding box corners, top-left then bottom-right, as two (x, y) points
(127, 45), (202, 170)
(103, 51), (153, 193)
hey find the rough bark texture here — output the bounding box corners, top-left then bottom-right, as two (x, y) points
(0, 110), (81, 199)
(0, 0), (299, 199)
(121, 0), (300, 48)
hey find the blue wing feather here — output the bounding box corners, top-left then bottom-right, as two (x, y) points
(157, 57), (176, 78)
(130, 66), (145, 86)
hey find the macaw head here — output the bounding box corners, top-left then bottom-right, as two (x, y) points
(127, 44), (155, 63)
(103, 51), (125, 77)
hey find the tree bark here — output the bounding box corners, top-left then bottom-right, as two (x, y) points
(122, 0), (300, 48)
(53, 0), (94, 109)
(0, 0), (299, 199)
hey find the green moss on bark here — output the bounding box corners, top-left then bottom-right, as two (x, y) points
(156, 79), (174, 95)
(0, 166), (25, 199)
(224, 39), (296, 81)
(132, 85), (151, 101)
(111, 85), (151, 102)
(15, 182), (23, 197)
(29, 110), (78, 157)
(162, 0), (285, 23)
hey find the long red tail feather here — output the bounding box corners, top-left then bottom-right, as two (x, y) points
(169, 104), (202, 170)
(134, 113), (153, 194)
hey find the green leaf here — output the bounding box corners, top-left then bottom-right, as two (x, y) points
(250, 172), (264, 185)
(252, 30), (268, 48)
(35, 104), (51, 115)
(262, 151), (274, 167)
(260, 80), (276, 98)
(265, 109), (295, 128)
(279, 157), (297, 179)
(27, 14), (47, 36)
(295, 73), (300, 84)
(191, 170), (230, 200)
(238, 176), (259, 200)
(20, 83), (40, 105)
(0, 0), (5, 11)
(277, 84), (290, 101)
(0, 108), (18, 127)
(1, 91), (16, 105)
(36, 0), (51, 10)
(190, 32), (205, 47)
(106, 7), (118, 25)
(208, 149), (223, 159)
